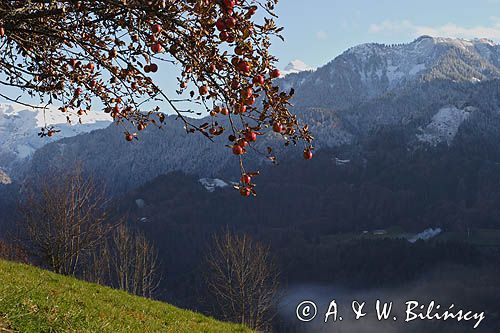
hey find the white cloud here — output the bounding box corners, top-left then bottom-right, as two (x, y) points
(369, 17), (500, 40)
(369, 20), (414, 34)
(316, 30), (328, 40)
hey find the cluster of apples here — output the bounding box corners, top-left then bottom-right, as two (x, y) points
(239, 173), (253, 197)
(120, 0), (312, 197)
(231, 128), (258, 156)
(66, 58), (98, 90)
(143, 23), (163, 73)
(150, 23), (163, 54)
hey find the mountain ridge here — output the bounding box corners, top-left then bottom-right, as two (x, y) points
(0, 103), (111, 175)
(5, 36), (500, 193)
(280, 36), (500, 110)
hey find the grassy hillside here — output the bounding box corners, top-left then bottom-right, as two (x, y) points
(0, 260), (250, 333)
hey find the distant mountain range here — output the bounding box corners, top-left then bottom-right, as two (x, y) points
(280, 36), (500, 110)
(0, 103), (110, 176)
(3, 36), (500, 193)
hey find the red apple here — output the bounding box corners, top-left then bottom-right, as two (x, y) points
(235, 46), (244, 55)
(237, 61), (250, 73)
(151, 43), (163, 53)
(303, 149), (313, 160)
(199, 85), (209, 95)
(219, 31), (229, 41)
(151, 24), (162, 34)
(272, 122), (283, 133)
(245, 95), (255, 106)
(242, 87), (253, 99)
(235, 103), (247, 114)
(232, 145), (244, 155)
(224, 0), (235, 10)
(231, 57), (240, 66)
(241, 174), (252, 184)
(149, 63), (158, 73)
(225, 17), (236, 29)
(231, 79), (241, 90)
(253, 75), (265, 85)
(245, 131), (257, 142)
(215, 19), (226, 31)
(240, 187), (251, 197)
(247, 6), (257, 16)
(270, 68), (281, 78)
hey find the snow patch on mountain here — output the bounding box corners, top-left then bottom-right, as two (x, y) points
(282, 60), (315, 76)
(408, 228), (443, 243)
(344, 41), (431, 89)
(0, 103), (111, 166)
(199, 178), (228, 192)
(0, 169), (12, 185)
(431, 37), (497, 50)
(417, 106), (472, 146)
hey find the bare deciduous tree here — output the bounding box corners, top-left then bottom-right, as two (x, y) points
(17, 166), (161, 298)
(206, 230), (279, 332)
(106, 223), (161, 298)
(19, 167), (112, 275)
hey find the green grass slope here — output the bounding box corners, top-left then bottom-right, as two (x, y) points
(0, 260), (251, 333)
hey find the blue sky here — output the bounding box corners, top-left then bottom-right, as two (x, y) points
(272, 0), (500, 69)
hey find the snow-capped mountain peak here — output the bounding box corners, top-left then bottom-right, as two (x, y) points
(282, 60), (315, 76)
(427, 36), (497, 48)
(0, 103), (111, 172)
(0, 103), (111, 129)
(280, 36), (500, 111)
